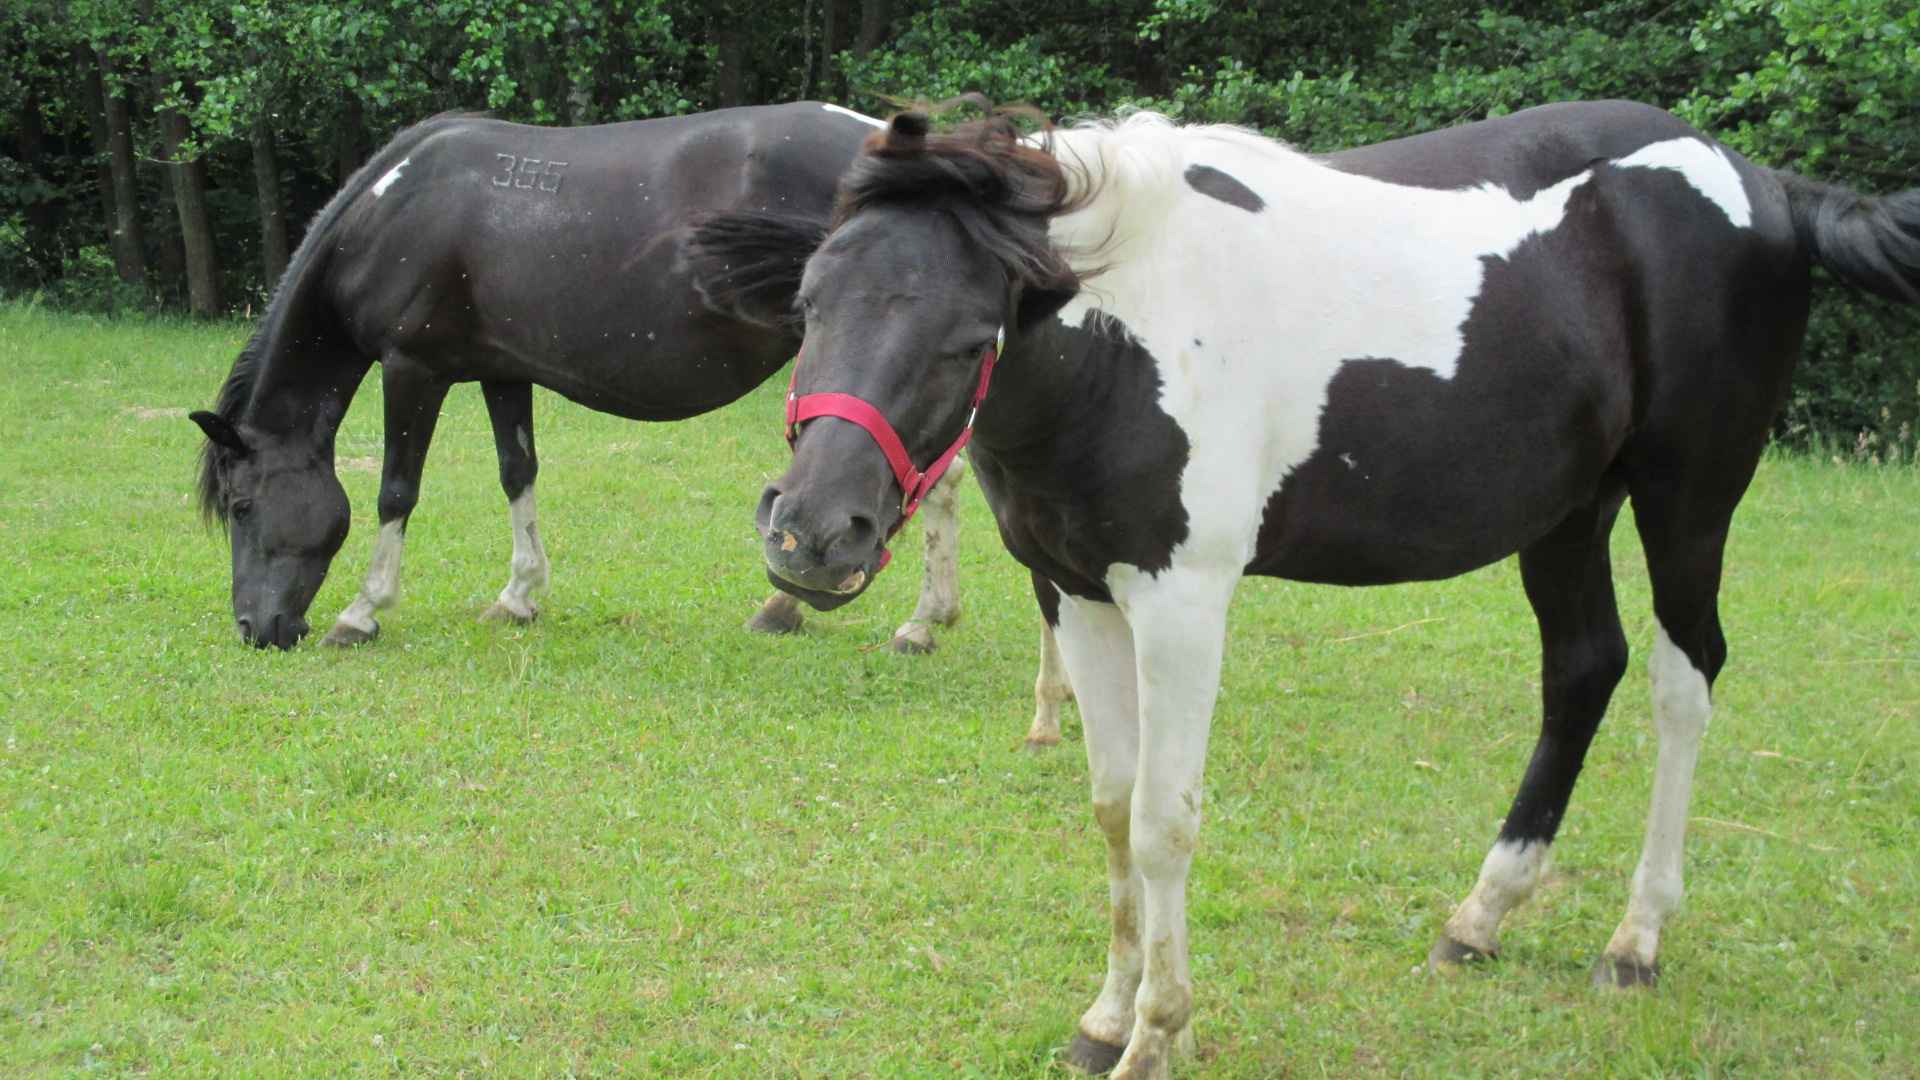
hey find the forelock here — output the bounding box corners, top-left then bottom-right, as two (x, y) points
(828, 109), (1090, 296)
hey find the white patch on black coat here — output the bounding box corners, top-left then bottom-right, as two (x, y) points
(372, 157), (411, 198)
(1605, 622), (1711, 969)
(1442, 838), (1550, 955)
(333, 520), (406, 633)
(820, 104), (886, 129)
(492, 487), (549, 620)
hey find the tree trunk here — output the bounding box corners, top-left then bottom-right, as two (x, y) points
(15, 89), (60, 282)
(855, 0), (891, 56)
(799, 0), (815, 100)
(93, 47), (148, 287)
(334, 94), (366, 187)
(713, 12), (747, 108)
(823, 0), (850, 98)
(250, 118), (289, 289)
(157, 105), (222, 316)
(77, 46), (122, 269)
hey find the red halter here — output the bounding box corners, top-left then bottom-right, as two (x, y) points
(784, 326), (1005, 571)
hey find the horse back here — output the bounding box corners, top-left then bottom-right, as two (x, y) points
(315, 104), (871, 417)
(1248, 103), (1812, 581)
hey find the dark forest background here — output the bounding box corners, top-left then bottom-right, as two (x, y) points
(2, 0), (1915, 449)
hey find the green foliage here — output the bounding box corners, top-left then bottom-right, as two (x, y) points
(7, 0), (1919, 446)
(1674, 0), (1920, 450)
(40, 245), (155, 315)
(839, 8), (1110, 115)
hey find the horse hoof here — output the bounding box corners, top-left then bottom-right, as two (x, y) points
(745, 600), (804, 635)
(1064, 1031), (1128, 1075)
(1427, 935), (1495, 972)
(480, 601), (538, 625)
(1592, 954), (1659, 990)
(321, 620), (378, 647)
(889, 624), (936, 655)
(1022, 734), (1061, 753)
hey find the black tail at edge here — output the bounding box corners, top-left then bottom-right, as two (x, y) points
(1774, 170), (1920, 305)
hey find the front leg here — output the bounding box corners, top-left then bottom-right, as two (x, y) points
(889, 458), (966, 654)
(1105, 567), (1235, 1080)
(323, 357), (450, 646)
(1050, 591), (1143, 1072)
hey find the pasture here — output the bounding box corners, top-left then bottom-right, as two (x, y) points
(2, 301), (1915, 1077)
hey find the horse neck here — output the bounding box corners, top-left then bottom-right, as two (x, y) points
(239, 338), (371, 454)
(972, 314), (1101, 462)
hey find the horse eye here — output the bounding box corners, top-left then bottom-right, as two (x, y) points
(231, 498), (254, 520)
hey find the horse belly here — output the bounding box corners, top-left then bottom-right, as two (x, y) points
(1247, 349), (1631, 585)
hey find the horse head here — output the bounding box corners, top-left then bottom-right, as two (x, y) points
(692, 110), (1082, 610)
(192, 410), (350, 648)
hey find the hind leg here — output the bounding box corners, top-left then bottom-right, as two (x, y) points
(1432, 496), (1628, 967)
(323, 358), (450, 646)
(889, 458), (966, 654)
(478, 380), (549, 624)
(1593, 493), (1732, 988)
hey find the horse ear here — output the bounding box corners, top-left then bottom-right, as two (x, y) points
(1016, 281), (1079, 331)
(884, 112), (929, 152)
(190, 410), (250, 455)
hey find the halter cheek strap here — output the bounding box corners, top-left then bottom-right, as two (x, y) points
(784, 325), (1005, 571)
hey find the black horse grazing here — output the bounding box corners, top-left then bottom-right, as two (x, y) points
(690, 104), (1920, 1077)
(190, 102), (971, 652)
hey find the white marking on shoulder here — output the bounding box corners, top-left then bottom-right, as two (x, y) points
(821, 103), (886, 129)
(1614, 137), (1751, 228)
(372, 157), (411, 198)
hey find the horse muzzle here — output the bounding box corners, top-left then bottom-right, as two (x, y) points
(757, 485), (883, 611)
(237, 612), (311, 650)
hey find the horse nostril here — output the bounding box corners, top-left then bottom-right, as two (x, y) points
(845, 512), (878, 549)
(756, 486), (782, 535)
(236, 615), (254, 640)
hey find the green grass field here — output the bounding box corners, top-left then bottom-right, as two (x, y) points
(1, 301), (1915, 1078)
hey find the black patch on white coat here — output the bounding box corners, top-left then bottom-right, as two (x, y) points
(1029, 569), (1062, 628)
(1248, 176), (1638, 585)
(971, 311), (1190, 604)
(1183, 164), (1265, 213)
(1326, 100), (1702, 198)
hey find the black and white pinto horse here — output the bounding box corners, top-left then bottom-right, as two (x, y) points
(693, 102), (1920, 1077)
(190, 102), (983, 654)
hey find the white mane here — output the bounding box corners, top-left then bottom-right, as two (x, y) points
(1044, 111), (1310, 257)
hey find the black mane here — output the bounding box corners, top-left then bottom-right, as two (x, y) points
(832, 109), (1090, 297)
(681, 211), (828, 329)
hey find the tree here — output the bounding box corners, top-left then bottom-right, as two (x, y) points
(74, 41), (147, 287)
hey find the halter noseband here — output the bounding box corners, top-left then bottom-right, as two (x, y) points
(783, 325), (1005, 571)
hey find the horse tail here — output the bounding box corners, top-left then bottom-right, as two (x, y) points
(1773, 170), (1920, 304)
(195, 113), (479, 527)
